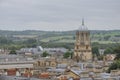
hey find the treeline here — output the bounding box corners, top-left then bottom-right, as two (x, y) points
(0, 30), (120, 52)
(0, 36), (120, 51)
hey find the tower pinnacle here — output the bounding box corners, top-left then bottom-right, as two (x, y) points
(78, 18), (88, 31)
(82, 18), (84, 26)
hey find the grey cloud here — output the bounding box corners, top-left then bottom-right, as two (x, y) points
(0, 0), (120, 31)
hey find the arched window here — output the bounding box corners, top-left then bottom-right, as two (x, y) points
(86, 45), (89, 49)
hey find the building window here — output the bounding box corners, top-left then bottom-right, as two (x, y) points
(86, 45), (88, 49)
(86, 33), (88, 40)
(81, 33), (84, 41)
(77, 45), (79, 49)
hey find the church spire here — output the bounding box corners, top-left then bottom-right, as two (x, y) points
(78, 18), (88, 31)
(82, 18), (84, 26)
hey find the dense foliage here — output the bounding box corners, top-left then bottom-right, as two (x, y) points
(63, 51), (73, 58)
(9, 50), (16, 54)
(92, 46), (99, 56)
(114, 46), (120, 60)
(41, 51), (49, 57)
(0, 30), (119, 50)
(107, 46), (120, 73)
(108, 60), (120, 73)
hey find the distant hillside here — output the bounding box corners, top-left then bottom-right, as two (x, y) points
(0, 30), (120, 44)
(0, 30), (120, 50)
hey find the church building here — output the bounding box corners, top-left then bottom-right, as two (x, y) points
(73, 19), (92, 62)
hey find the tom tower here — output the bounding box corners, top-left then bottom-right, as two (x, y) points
(73, 19), (92, 62)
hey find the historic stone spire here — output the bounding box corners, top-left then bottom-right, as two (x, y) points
(78, 19), (88, 31)
(73, 19), (92, 62)
(82, 18), (84, 26)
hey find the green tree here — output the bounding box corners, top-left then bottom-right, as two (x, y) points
(92, 42), (99, 47)
(25, 39), (37, 43)
(63, 51), (71, 58)
(23, 39), (37, 48)
(98, 55), (104, 60)
(70, 51), (73, 59)
(104, 35), (111, 41)
(108, 60), (120, 73)
(114, 46), (120, 60)
(41, 51), (49, 57)
(104, 48), (113, 54)
(0, 37), (13, 44)
(92, 46), (99, 56)
(9, 50), (16, 54)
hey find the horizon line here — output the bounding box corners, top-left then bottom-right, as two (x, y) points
(0, 29), (120, 32)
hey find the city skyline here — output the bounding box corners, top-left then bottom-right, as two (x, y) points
(0, 0), (120, 31)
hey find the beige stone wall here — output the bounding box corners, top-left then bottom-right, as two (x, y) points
(74, 52), (92, 61)
(66, 71), (80, 79)
(34, 60), (57, 68)
(73, 30), (92, 62)
(80, 72), (89, 78)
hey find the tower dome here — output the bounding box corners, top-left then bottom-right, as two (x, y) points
(78, 19), (88, 31)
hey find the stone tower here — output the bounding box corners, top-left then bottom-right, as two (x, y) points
(73, 19), (92, 62)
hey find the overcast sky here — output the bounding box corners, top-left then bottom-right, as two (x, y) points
(0, 0), (120, 31)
